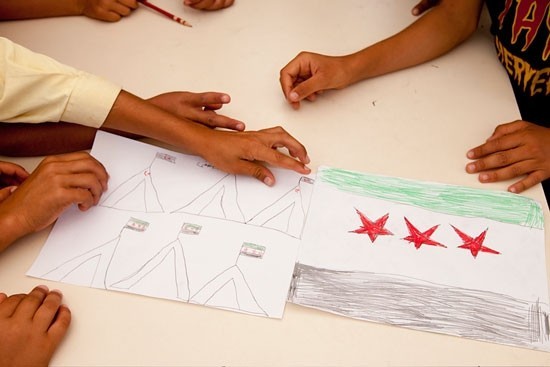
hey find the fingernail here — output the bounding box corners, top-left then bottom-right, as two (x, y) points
(221, 94), (230, 103)
(9, 186), (17, 193)
(264, 177), (274, 186)
(479, 173), (489, 182)
(36, 284), (49, 292)
(236, 122), (245, 130)
(466, 164), (475, 173)
(289, 92), (299, 102)
(509, 186), (517, 193)
(51, 289), (64, 296)
(412, 8), (419, 15)
(466, 150), (474, 158)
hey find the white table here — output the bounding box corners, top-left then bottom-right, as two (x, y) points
(1, 1), (549, 365)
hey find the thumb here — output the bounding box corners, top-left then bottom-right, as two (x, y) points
(289, 76), (326, 103)
(487, 120), (526, 141)
(0, 186), (17, 203)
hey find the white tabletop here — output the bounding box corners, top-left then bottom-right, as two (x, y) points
(1, 1), (549, 365)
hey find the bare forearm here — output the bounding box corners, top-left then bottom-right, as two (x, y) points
(0, 122), (140, 157)
(346, 0), (484, 83)
(102, 90), (209, 155)
(0, 0), (84, 20)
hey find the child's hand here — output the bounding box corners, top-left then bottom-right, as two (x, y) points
(183, 0), (234, 11)
(197, 126), (310, 186)
(80, 0), (138, 22)
(0, 152), (109, 237)
(147, 92), (245, 131)
(280, 52), (352, 110)
(466, 120), (550, 194)
(0, 285), (71, 367)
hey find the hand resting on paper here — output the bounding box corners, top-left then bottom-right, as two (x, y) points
(194, 125), (311, 187)
(0, 285), (71, 367)
(0, 152), (108, 252)
(466, 120), (550, 194)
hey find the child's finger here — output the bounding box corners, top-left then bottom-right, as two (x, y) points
(47, 304), (72, 343)
(33, 290), (64, 332)
(11, 285), (49, 320)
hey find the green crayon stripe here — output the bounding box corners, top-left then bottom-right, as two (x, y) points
(319, 167), (543, 229)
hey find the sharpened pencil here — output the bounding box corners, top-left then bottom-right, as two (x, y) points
(138, 0), (192, 27)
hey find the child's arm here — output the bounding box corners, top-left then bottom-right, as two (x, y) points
(0, 38), (309, 185)
(102, 90), (311, 187)
(0, 122), (104, 157)
(0, 91), (243, 157)
(280, 0), (484, 109)
(0, 0), (138, 22)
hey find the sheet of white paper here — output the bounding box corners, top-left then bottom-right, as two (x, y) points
(292, 166), (550, 351)
(28, 131), (315, 318)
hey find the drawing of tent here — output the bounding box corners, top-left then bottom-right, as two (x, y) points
(42, 218), (150, 289)
(110, 223), (195, 301)
(173, 174), (245, 221)
(247, 176), (314, 238)
(190, 243), (268, 316)
(101, 152), (176, 213)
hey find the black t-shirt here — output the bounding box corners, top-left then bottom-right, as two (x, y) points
(485, 0), (549, 126)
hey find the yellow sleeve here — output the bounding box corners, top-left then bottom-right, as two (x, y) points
(0, 37), (122, 128)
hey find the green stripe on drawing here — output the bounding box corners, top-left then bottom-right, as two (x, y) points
(319, 167), (543, 229)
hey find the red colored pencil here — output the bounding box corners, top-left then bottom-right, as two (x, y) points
(138, 0), (192, 27)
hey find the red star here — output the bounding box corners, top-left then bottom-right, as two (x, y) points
(451, 225), (500, 258)
(402, 217), (446, 249)
(349, 208), (393, 243)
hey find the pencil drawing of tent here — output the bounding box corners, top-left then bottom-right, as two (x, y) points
(109, 223), (192, 301)
(190, 243), (268, 316)
(173, 174), (314, 239)
(41, 218), (151, 289)
(291, 167), (550, 351)
(100, 152), (176, 213)
(247, 176), (314, 239)
(173, 174), (245, 221)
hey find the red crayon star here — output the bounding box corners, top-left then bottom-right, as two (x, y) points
(402, 217), (446, 249)
(349, 208), (393, 243)
(451, 225), (500, 258)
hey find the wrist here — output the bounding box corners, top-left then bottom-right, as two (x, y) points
(344, 51), (372, 86)
(0, 208), (30, 253)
